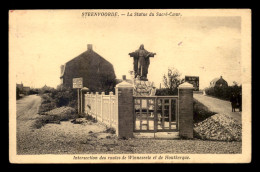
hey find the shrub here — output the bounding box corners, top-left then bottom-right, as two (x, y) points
(85, 114), (97, 123)
(155, 88), (177, 96)
(38, 102), (57, 114)
(33, 115), (60, 129)
(29, 89), (39, 95)
(205, 85), (242, 101)
(38, 88), (78, 114)
(33, 116), (50, 129)
(53, 90), (77, 108)
(33, 106), (77, 129)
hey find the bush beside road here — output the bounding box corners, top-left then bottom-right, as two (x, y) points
(38, 89), (77, 115)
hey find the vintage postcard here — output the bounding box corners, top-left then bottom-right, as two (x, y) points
(9, 9), (251, 163)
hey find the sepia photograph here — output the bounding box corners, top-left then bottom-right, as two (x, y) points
(9, 9), (251, 163)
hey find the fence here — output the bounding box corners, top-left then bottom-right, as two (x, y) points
(84, 81), (194, 139)
(84, 92), (118, 129)
(133, 96), (179, 132)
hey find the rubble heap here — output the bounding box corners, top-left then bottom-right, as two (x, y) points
(194, 114), (242, 141)
(41, 106), (76, 116)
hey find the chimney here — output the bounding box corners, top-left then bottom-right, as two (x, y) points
(122, 75), (126, 80)
(87, 44), (93, 51)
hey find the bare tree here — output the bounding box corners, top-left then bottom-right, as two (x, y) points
(162, 67), (184, 94)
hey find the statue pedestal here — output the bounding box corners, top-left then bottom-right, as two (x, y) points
(133, 79), (156, 96)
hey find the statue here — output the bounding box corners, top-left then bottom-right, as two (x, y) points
(129, 44), (156, 81)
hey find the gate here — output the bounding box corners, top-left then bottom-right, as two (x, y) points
(133, 96), (178, 133)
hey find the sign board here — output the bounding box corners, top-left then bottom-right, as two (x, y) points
(73, 78), (83, 89)
(185, 76), (199, 91)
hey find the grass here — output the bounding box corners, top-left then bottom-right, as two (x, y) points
(38, 90), (77, 115)
(38, 101), (57, 115)
(193, 99), (216, 124)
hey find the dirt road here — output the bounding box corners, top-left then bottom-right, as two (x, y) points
(16, 95), (41, 133)
(193, 94), (241, 124)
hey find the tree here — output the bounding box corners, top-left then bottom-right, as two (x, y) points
(161, 67), (185, 95)
(205, 82), (242, 100)
(99, 73), (116, 94)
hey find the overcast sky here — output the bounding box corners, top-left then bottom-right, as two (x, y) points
(10, 10), (241, 89)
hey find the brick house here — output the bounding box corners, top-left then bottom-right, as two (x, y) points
(16, 82), (30, 96)
(60, 44), (116, 92)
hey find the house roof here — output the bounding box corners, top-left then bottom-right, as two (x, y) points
(210, 76), (227, 87)
(210, 78), (220, 84)
(60, 64), (66, 78)
(60, 48), (112, 78)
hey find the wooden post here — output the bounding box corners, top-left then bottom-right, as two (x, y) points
(95, 92), (98, 119)
(109, 91), (112, 127)
(73, 77), (83, 114)
(80, 89), (83, 113)
(78, 88), (80, 114)
(101, 92), (105, 122)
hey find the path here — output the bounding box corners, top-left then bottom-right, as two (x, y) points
(193, 94), (241, 124)
(16, 95), (41, 132)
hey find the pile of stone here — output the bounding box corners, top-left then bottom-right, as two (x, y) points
(194, 114), (242, 141)
(42, 106), (76, 116)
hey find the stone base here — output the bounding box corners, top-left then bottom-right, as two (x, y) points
(133, 79), (156, 96)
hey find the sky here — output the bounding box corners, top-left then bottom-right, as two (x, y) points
(9, 10), (241, 89)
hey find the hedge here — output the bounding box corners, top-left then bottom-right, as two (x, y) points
(205, 85), (242, 101)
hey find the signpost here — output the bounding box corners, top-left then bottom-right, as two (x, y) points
(73, 78), (83, 114)
(185, 76), (199, 91)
